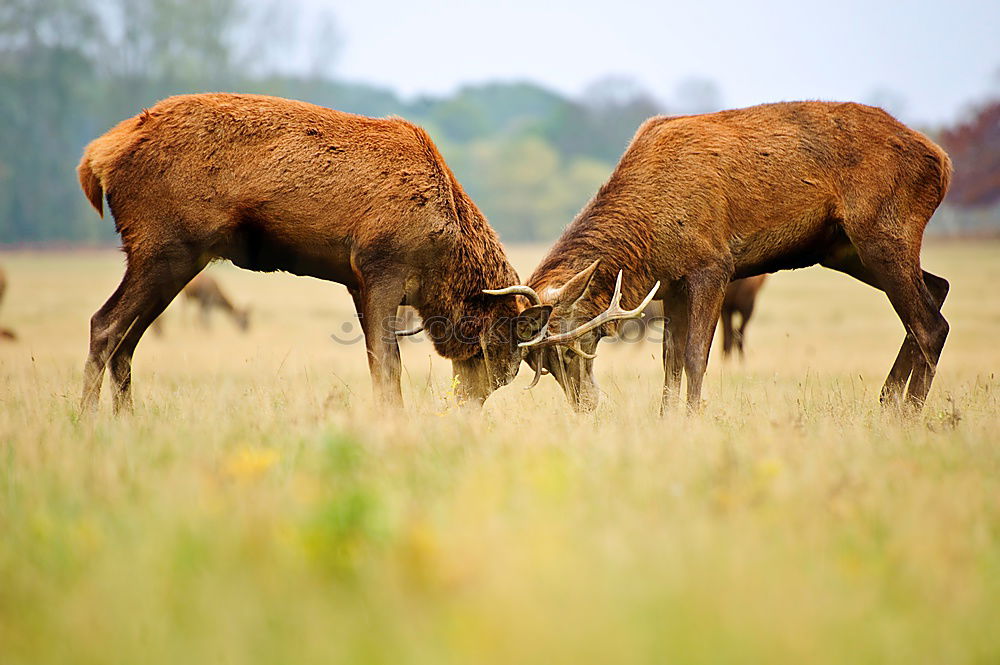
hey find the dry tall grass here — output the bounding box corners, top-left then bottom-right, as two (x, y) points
(1, 242), (998, 664)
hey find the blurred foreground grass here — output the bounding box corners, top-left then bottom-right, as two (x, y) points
(1, 242), (998, 664)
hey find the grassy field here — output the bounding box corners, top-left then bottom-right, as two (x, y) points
(1, 242), (998, 664)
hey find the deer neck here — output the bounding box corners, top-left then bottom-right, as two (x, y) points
(529, 213), (657, 318)
(414, 227), (520, 361)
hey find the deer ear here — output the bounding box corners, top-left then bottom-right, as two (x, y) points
(514, 305), (552, 343)
(553, 259), (600, 307)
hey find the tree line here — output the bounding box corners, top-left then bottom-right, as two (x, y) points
(1, 0), (996, 245)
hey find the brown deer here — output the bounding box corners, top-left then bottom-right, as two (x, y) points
(617, 275), (768, 360)
(719, 275), (767, 360)
(494, 102), (951, 412)
(0, 266), (15, 341)
(148, 272), (250, 335)
(77, 93), (533, 412)
(183, 273), (251, 331)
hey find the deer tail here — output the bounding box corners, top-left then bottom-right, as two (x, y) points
(77, 151), (104, 218)
(937, 148), (953, 200)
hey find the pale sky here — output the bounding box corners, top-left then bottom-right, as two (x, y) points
(287, 0), (998, 126)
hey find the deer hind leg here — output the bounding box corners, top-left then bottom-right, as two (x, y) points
(898, 270), (949, 405)
(682, 270), (729, 412)
(106, 255), (204, 413)
(660, 289), (688, 414)
(354, 270), (406, 407)
(81, 252), (202, 413)
(874, 270), (948, 403)
(82, 269), (134, 412)
(820, 242), (909, 398)
(870, 263), (946, 407)
(824, 231), (948, 408)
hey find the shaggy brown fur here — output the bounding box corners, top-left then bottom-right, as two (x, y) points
(524, 101), (952, 412)
(78, 93), (522, 412)
(720, 275), (768, 359)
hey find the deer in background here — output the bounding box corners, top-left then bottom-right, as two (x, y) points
(497, 102), (951, 412)
(0, 266), (16, 341)
(620, 275), (769, 360)
(77, 93), (535, 412)
(183, 273), (251, 331)
(149, 272), (250, 335)
(719, 275), (767, 360)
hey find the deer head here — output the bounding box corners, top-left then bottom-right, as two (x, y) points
(485, 260), (659, 412)
(394, 292), (527, 407)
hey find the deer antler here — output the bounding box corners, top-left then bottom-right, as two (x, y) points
(482, 285), (542, 307)
(526, 355), (545, 389)
(565, 341), (597, 359)
(520, 271), (659, 349)
(395, 325), (423, 336)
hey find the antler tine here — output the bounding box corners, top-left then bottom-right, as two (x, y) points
(482, 285), (542, 307)
(634, 280), (660, 313)
(525, 357), (544, 389)
(609, 270), (624, 310)
(523, 351), (559, 389)
(520, 277), (661, 349)
(567, 341), (597, 359)
(521, 329), (547, 347)
(395, 325), (424, 337)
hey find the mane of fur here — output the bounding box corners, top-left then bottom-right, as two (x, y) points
(417, 163), (521, 359)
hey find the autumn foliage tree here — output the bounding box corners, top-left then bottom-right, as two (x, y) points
(939, 101), (1000, 208)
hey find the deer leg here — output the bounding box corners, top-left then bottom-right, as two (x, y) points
(81, 253), (202, 413)
(660, 290), (688, 414)
(898, 270), (949, 406)
(736, 304), (754, 361)
(82, 269), (134, 412)
(822, 243), (912, 403)
(822, 240), (948, 407)
(879, 285), (934, 405)
(902, 271), (948, 399)
(848, 242), (948, 408)
(683, 272), (728, 412)
(356, 273), (405, 407)
(107, 256), (203, 413)
(880, 345), (917, 404)
(882, 279), (947, 407)
(875, 271), (948, 404)
(882, 272), (943, 400)
(720, 307), (735, 360)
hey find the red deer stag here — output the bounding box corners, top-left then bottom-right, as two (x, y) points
(77, 93), (531, 412)
(496, 102), (951, 412)
(719, 275), (768, 360)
